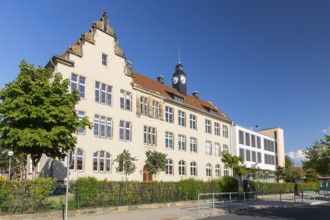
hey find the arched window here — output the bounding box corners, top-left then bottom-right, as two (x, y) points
(178, 160), (186, 176)
(190, 161), (197, 176)
(215, 164), (221, 177)
(166, 159), (173, 175)
(206, 163), (212, 177)
(93, 150), (111, 172)
(69, 148), (84, 171)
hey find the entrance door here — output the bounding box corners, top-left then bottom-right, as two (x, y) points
(143, 165), (153, 181)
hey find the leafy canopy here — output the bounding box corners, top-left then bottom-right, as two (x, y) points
(0, 61), (90, 170)
(145, 150), (167, 175)
(303, 135), (330, 176)
(114, 149), (137, 180)
(221, 152), (247, 176)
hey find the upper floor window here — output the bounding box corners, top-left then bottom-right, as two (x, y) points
(205, 119), (211, 134)
(93, 150), (111, 172)
(119, 120), (131, 141)
(140, 96), (148, 115)
(223, 125), (228, 138)
(245, 132), (250, 146)
(223, 144), (229, 154)
(120, 90), (132, 110)
(78, 111), (85, 135)
(257, 136), (261, 149)
(165, 131), (174, 149)
(214, 122), (220, 136)
(95, 82), (112, 105)
(214, 143), (221, 157)
(209, 109), (217, 116)
(166, 159), (173, 175)
(174, 95), (184, 103)
(165, 106), (173, 123)
(71, 73), (85, 98)
(251, 135), (256, 147)
(190, 137), (197, 153)
(205, 141), (212, 155)
(239, 130), (244, 145)
(144, 126), (157, 146)
(178, 135), (186, 151)
(69, 148), (84, 171)
(224, 166), (229, 176)
(190, 114), (197, 130)
(94, 115), (112, 139)
(178, 111), (185, 126)
(152, 100), (160, 119)
(102, 53), (108, 66)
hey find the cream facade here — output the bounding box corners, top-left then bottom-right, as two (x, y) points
(27, 12), (232, 181)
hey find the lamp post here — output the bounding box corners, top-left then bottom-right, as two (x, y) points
(8, 151), (14, 180)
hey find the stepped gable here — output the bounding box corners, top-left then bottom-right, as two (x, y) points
(60, 11), (125, 59)
(132, 71), (231, 123)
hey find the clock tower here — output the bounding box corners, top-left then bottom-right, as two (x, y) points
(172, 62), (187, 95)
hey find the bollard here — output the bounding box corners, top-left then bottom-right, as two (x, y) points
(62, 204), (65, 220)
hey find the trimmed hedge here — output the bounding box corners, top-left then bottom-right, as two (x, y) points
(0, 178), (56, 213)
(250, 181), (320, 193)
(71, 176), (238, 208)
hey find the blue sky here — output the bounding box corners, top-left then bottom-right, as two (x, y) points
(1, 0), (329, 166)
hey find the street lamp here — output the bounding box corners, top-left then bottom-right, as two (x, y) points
(8, 151), (14, 180)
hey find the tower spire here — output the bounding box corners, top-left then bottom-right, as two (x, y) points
(178, 46), (181, 64)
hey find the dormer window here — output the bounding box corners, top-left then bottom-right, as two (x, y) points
(174, 95), (184, 103)
(209, 109), (217, 116)
(102, 53), (108, 66)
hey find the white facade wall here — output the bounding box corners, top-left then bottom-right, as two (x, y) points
(232, 125), (276, 171)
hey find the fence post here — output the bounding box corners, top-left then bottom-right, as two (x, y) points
(20, 181), (24, 214)
(229, 193), (232, 205)
(212, 193), (215, 210)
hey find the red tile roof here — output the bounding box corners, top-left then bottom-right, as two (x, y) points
(132, 71), (231, 123)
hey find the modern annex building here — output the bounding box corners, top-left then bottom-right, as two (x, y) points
(232, 125), (285, 176)
(27, 12), (233, 181)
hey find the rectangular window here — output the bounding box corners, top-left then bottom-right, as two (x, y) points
(102, 53), (108, 66)
(190, 114), (197, 130)
(120, 120), (131, 141)
(223, 145), (229, 154)
(144, 126), (157, 146)
(205, 119), (211, 134)
(239, 148), (245, 161)
(239, 130), (244, 145)
(95, 81), (112, 105)
(205, 141), (212, 155)
(165, 132), (173, 149)
(120, 90), (132, 110)
(214, 122), (220, 136)
(178, 135), (186, 151)
(252, 151), (256, 162)
(246, 150), (251, 161)
(251, 135), (256, 147)
(140, 96), (148, 115)
(94, 115), (112, 139)
(222, 125), (228, 138)
(166, 159), (173, 175)
(257, 137), (261, 149)
(257, 152), (262, 163)
(71, 73), (85, 98)
(152, 100), (159, 118)
(165, 106), (173, 123)
(245, 132), (250, 146)
(215, 143), (220, 157)
(178, 111), (185, 126)
(78, 111), (85, 134)
(190, 137), (197, 153)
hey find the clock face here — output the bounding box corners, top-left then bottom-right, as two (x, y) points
(173, 76), (179, 84)
(180, 75), (186, 84)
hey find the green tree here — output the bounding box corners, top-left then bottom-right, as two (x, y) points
(247, 163), (261, 180)
(275, 166), (285, 182)
(114, 149), (137, 180)
(303, 135), (330, 176)
(285, 155), (294, 170)
(145, 150), (167, 177)
(221, 152), (247, 187)
(284, 169), (301, 183)
(304, 169), (318, 183)
(0, 61), (91, 178)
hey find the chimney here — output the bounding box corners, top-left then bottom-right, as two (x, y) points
(192, 91), (199, 99)
(157, 75), (164, 84)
